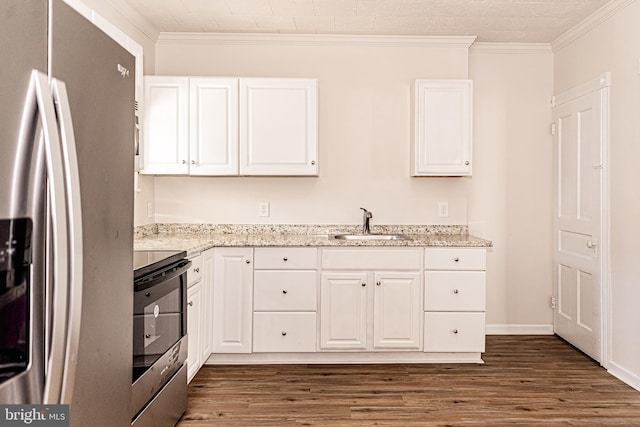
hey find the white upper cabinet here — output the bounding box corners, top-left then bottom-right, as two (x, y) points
(142, 76), (318, 176)
(189, 78), (239, 175)
(142, 76), (190, 174)
(239, 78), (318, 176)
(411, 79), (473, 176)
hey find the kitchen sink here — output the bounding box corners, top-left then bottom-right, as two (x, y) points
(331, 234), (411, 241)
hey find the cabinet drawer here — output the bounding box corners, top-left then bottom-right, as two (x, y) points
(425, 248), (486, 271)
(254, 271), (317, 311)
(423, 312), (485, 352)
(254, 248), (318, 270)
(424, 271), (485, 311)
(187, 255), (202, 286)
(322, 248), (423, 270)
(253, 312), (317, 352)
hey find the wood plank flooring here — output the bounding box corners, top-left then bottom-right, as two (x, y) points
(178, 336), (640, 426)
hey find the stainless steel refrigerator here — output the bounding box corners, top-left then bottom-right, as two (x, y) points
(0, 0), (135, 425)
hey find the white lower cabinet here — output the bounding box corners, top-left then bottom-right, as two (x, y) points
(212, 248), (254, 353)
(423, 248), (487, 354)
(207, 245), (487, 363)
(186, 280), (202, 383)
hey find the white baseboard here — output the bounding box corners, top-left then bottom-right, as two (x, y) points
(486, 324), (554, 335)
(607, 361), (640, 392)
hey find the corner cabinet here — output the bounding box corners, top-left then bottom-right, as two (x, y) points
(142, 76), (318, 176)
(411, 79), (473, 176)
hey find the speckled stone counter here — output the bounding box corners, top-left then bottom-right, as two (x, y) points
(134, 224), (491, 257)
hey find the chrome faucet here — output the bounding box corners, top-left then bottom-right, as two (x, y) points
(360, 208), (372, 234)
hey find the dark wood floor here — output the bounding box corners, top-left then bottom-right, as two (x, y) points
(178, 336), (640, 426)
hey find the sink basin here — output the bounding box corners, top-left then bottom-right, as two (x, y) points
(331, 234), (411, 241)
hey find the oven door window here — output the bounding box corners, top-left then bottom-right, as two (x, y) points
(133, 272), (184, 380)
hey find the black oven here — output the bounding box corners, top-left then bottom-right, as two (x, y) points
(131, 250), (190, 426)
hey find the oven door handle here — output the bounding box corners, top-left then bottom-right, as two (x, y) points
(134, 260), (191, 292)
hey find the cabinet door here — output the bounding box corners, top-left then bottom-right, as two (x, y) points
(411, 79), (472, 176)
(186, 282), (202, 383)
(239, 78), (318, 176)
(200, 248), (215, 362)
(189, 78), (239, 175)
(320, 272), (368, 350)
(212, 248), (253, 353)
(373, 272), (422, 349)
(142, 76), (189, 174)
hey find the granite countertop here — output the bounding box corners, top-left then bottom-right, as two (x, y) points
(134, 224), (492, 258)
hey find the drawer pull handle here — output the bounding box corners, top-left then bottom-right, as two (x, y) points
(282, 289), (288, 294)
(376, 281), (381, 286)
(283, 257), (288, 262)
(145, 292), (150, 297)
(145, 334), (151, 339)
(188, 301), (193, 307)
(453, 257), (460, 262)
(281, 331), (287, 336)
(361, 282), (366, 287)
(194, 267), (200, 273)
(452, 329), (458, 334)
(245, 259), (251, 264)
(453, 289), (459, 294)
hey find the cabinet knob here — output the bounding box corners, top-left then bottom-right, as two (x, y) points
(282, 289), (288, 294)
(453, 289), (459, 294)
(464, 161), (470, 166)
(311, 160), (316, 165)
(245, 259), (251, 264)
(188, 301), (193, 306)
(194, 267), (200, 273)
(281, 331), (287, 336)
(145, 334), (151, 339)
(182, 160), (186, 164)
(283, 257), (288, 262)
(361, 282), (366, 287)
(453, 257), (460, 262)
(376, 281), (381, 286)
(145, 292), (150, 297)
(191, 160), (196, 165)
(452, 329), (458, 334)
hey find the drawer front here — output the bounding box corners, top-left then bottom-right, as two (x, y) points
(424, 271), (486, 311)
(425, 248), (486, 271)
(254, 247), (318, 270)
(253, 312), (317, 352)
(187, 254), (202, 286)
(254, 271), (317, 311)
(423, 312), (485, 352)
(322, 248), (423, 270)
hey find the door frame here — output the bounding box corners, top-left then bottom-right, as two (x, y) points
(551, 72), (610, 367)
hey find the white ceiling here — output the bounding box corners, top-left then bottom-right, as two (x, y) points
(114, 0), (612, 43)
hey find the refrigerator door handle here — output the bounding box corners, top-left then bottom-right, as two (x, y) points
(28, 70), (70, 405)
(51, 79), (83, 404)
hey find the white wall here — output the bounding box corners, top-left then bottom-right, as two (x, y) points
(468, 46), (554, 329)
(152, 36), (555, 329)
(554, 0), (640, 389)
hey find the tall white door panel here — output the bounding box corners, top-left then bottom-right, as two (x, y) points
(552, 76), (608, 363)
(189, 78), (238, 175)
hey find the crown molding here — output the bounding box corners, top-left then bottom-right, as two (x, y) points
(551, 0), (636, 52)
(157, 32), (477, 48)
(102, 0), (160, 42)
(470, 42), (552, 54)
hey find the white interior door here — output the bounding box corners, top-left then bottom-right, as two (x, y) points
(552, 75), (609, 363)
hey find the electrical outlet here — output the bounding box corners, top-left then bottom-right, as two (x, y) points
(146, 202), (153, 218)
(258, 202), (270, 217)
(438, 202), (449, 218)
